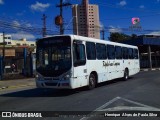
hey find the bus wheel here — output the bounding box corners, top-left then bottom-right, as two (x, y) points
(123, 69), (129, 81)
(88, 74), (96, 90)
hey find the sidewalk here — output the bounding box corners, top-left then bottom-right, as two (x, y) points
(0, 78), (36, 90)
(140, 68), (160, 71)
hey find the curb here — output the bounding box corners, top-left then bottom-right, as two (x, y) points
(140, 68), (160, 71)
(0, 84), (35, 90)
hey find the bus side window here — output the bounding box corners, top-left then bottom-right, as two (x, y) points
(128, 48), (133, 59)
(122, 47), (128, 59)
(115, 46), (122, 59)
(134, 49), (139, 59)
(96, 43), (106, 60)
(73, 43), (86, 67)
(86, 42), (96, 60)
(107, 45), (115, 60)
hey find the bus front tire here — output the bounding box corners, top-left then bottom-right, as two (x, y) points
(88, 74), (96, 90)
(123, 69), (129, 81)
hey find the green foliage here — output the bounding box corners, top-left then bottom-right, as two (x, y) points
(109, 33), (132, 42)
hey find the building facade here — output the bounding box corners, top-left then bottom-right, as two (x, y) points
(122, 35), (160, 69)
(72, 1), (100, 39)
(0, 33), (12, 44)
(0, 33), (36, 75)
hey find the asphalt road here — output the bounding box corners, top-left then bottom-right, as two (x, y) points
(0, 71), (160, 120)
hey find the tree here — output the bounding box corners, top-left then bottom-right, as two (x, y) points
(131, 34), (138, 39)
(109, 33), (130, 42)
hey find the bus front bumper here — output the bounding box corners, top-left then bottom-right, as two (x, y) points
(36, 80), (72, 89)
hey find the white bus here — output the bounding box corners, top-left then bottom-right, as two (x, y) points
(36, 35), (140, 89)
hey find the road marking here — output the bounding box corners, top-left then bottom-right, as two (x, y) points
(80, 96), (160, 120)
(80, 97), (121, 120)
(119, 97), (160, 111)
(94, 97), (121, 111)
(99, 106), (160, 111)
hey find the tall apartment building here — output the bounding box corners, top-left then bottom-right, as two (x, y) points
(72, 0), (100, 39)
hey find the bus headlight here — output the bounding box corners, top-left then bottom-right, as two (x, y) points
(62, 74), (71, 81)
(36, 73), (44, 81)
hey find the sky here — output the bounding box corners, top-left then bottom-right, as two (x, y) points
(0, 0), (160, 40)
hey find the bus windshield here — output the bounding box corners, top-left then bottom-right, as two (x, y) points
(36, 36), (71, 77)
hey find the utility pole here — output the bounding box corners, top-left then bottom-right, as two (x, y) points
(42, 14), (47, 37)
(101, 29), (105, 40)
(56, 0), (72, 34)
(2, 32), (5, 73)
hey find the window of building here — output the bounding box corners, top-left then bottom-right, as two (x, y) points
(86, 42), (96, 60)
(7, 42), (11, 44)
(17, 43), (20, 46)
(23, 44), (27, 46)
(107, 45), (115, 59)
(115, 46), (122, 59)
(31, 44), (35, 46)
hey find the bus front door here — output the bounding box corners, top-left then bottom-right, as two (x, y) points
(73, 41), (87, 88)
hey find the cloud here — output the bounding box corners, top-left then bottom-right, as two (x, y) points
(139, 5), (145, 9)
(109, 26), (122, 33)
(99, 21), (104, 30)
(30, 1), (50, 12)
(12, 20), (21, 29)
(119, 0), (127, 6)
(146, 31), (160, 36)
(12, 20), (33, 29)
(16, 11), (26, 16)
(25, 23), (32, 27)
(0, 0), (4, 5)
(11, 31), (35, 40)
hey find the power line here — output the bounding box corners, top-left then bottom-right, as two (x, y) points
(65, 23), (160, 33)
(0, 20), (58, 36)
(0, 18), (160, 37)
(56, 0), (72, 34)
(42, 14), (47, 37)
(0, 16), (59, 35)
(100, 13), (160, 21)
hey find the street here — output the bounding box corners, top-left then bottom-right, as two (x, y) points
(0, 71), (160, 120)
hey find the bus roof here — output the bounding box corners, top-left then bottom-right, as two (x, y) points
(38, 34), (138, 49)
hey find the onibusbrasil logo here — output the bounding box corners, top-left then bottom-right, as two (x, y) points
(1, 112), (42, 118)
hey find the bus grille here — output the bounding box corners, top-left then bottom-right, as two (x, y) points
(44, 77), (59, 81)
(45, 83), (57, 86)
